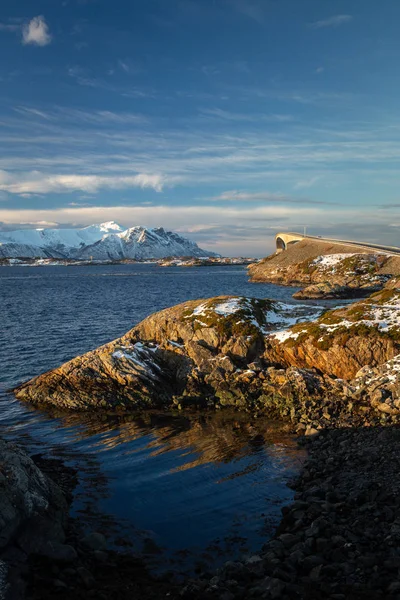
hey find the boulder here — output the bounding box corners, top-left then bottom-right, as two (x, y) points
(0, 440), (67, 551)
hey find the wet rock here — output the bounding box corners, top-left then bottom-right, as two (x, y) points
(80, 532), (107, 551)
(77, 566), (95, 589)
(0, 440), (67, 551)
(258, 576), (286, 599)
(38, 541), (78, 563)
(93, 550), (108, 562)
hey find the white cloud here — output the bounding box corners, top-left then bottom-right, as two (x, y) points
(0, 170), (168, 194)
(310, 15), (353, 29)
(22, 16), (52, 46)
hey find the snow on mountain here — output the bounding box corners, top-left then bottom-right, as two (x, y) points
(0, 222), (218, 260)
(0, 221), (123, 250)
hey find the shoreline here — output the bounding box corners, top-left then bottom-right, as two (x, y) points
(184, 425), (400, 599)
(4, 419), (400, 599)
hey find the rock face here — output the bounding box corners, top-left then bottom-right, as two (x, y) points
(248, 240), (400, 299)
(0, 439), (68, 598)
(0, 440), (67, 553)
(266, 288), (400, 379)
(13, 291), (400, 426)
(14, 297), (321, 412)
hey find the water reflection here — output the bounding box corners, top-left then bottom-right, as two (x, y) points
(25, 407), (304, 573)
(38, 408), (304, 472)
(0, 392), (305, 573)
(1, 264), (310, 573)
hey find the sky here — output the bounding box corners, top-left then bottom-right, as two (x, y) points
(0, 0), (399, 256)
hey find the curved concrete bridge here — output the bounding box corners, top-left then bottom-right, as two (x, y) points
(275, 232), (305, 251)
(275, 232), (400, 255)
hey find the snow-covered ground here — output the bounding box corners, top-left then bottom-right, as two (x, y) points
(271, 293), (400, 344)
(186, 297), (322, 336)
(311, 253), (355, 269)
(320, 297), (400, 335)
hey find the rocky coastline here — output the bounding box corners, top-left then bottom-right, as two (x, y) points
(248, 238), (400, 299)
(182, 425), (400, 599)
(7, 273), (400, 597)
(4, 420), (400, 599)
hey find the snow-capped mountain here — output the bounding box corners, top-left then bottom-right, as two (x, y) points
(0, 222), (218, 260)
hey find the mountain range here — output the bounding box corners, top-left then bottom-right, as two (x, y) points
(0, 222), (218, 260)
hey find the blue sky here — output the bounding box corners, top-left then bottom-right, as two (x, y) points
(0, 0), (399, 255)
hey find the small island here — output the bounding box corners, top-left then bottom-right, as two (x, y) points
(249, 234), (400, 299)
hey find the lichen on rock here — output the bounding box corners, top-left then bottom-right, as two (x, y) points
(13, 290), (400, 428)
(13, 296), (321, 412)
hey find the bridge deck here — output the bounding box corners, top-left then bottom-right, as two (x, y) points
(275, 232), (400, 255)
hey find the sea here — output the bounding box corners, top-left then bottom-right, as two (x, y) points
(0, 263), (317, 575)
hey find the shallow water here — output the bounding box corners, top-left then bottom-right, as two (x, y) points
(0, 263), (309, 572)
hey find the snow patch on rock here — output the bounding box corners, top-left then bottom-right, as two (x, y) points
(112, 342), (162, 380)
(312, 253), (355, 269)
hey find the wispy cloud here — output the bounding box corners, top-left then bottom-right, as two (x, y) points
(0, 220), (60, 231)
(67, 66), (154, 98)
(13, 105), (148, 125)
(13, 106), (54, 120)
(229, 0), (265, 24)
(199, 107), (293, 122)
(22, 16), (52, 46)
(211, 189), (335, 205)
(294, 176), (321, 190)
(379, 203), (400, 209)
(118, 60), (130, 73)
(0, 170), (168, 195)
(310, 15), (353, 29)
(0, 22), (20, 32)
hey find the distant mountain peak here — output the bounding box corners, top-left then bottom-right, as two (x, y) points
(82, 221), (124, 233)
(98, 221), (123, 231)
(0, 222), (218, 260)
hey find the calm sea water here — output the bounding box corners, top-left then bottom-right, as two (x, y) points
(0, 263), (308, 574)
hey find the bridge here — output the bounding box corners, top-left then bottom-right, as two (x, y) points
(275, 232), (400, 255)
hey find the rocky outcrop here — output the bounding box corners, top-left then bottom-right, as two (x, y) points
(266, 288), (400, 379)
(292, 280), (382, 300)
(248, 239), (400, 299)
(14, 296), (321, 412)
(0, 440), (67, 552)
(13, 291), (400, 426)
(0, 439), (68, 598)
